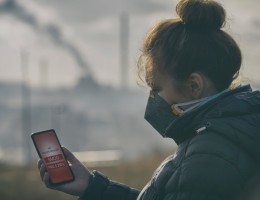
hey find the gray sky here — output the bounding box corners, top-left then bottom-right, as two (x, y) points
(0, 0), (259, 88)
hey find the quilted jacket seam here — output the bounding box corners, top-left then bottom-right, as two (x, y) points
(184, 152), (245, 182)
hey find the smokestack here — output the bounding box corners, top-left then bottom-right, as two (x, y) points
(39, 58), (49, 89)
(21, 49), (32, 164)
(120, 12), (129, 90)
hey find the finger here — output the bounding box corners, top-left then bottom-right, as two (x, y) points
(43, 172), (53, 189)
(62, 147), (79, 165)
(37, 159), (43, 170)
(43, 173), (69, 193)
(40, 164), (47, 180)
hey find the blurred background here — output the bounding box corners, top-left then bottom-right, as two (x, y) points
(0, 0), (259, 199)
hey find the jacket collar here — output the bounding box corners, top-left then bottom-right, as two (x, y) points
(164, 85), (253, 145)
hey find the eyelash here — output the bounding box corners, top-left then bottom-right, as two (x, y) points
(151, 87), (161, 92)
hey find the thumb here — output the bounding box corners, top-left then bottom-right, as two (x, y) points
(62, 147), (80, 164)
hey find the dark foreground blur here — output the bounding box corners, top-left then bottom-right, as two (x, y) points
(0, 150), (173, 200)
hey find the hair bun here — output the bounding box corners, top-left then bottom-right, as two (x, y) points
(176, 0), (226, 31)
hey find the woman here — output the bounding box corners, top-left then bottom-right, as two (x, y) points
(38, 0), (260, 199)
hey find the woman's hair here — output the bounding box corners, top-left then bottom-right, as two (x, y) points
(138, 0), (242, 92)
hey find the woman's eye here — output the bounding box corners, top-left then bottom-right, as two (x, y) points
(151, 88), (160, 92)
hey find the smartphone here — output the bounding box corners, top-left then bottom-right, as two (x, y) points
(31, 129), (74, 185)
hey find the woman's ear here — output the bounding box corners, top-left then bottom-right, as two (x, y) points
(187, 73), (205, 99)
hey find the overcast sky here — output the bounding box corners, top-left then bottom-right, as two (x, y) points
(0, 0), (259, 88)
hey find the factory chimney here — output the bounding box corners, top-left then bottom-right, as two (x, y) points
(119, 12), (129, 90)
(21, 49), (32, 164)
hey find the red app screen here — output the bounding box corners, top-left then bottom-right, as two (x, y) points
(32, 130), (74, 184)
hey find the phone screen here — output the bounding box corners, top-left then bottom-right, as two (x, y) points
(31, 129), (74, 184)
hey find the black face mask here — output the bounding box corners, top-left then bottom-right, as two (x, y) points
(144, 90), (179, 137)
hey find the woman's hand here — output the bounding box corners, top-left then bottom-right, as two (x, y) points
(37, 147), (91, 197)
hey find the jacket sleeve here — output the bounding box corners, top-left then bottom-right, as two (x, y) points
(78, 170), (140, 200)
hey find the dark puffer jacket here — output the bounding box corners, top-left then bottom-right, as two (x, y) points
(79, 85), (260, 200)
